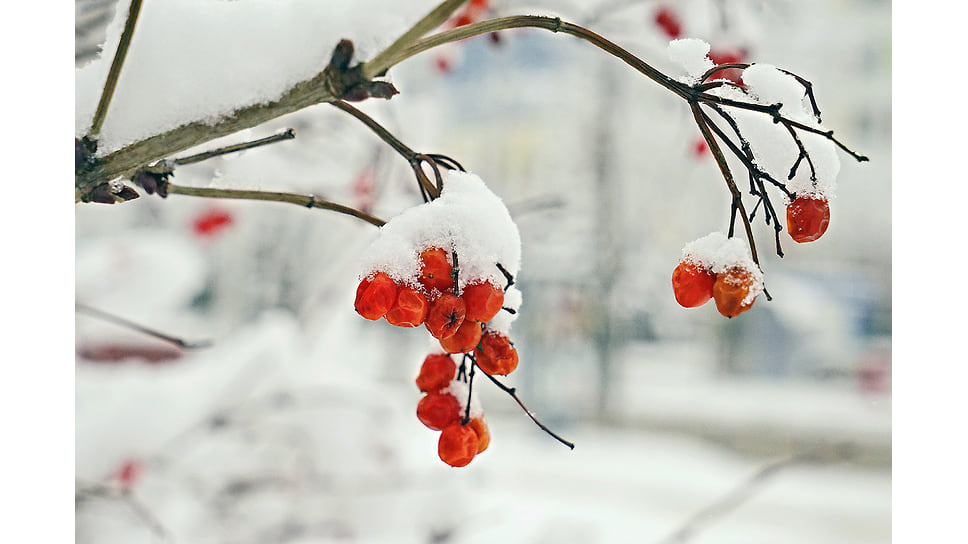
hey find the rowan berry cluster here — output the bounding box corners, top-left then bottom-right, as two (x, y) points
(672, 233), (765, 318)
(415, 353), (490, 467)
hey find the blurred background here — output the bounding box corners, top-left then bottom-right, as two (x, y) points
(75, 0), (890, 542)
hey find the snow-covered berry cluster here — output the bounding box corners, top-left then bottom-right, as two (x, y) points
(415, 354), (490, 467)
(354, 171), (522, 466)
(672, 232), (765, 318)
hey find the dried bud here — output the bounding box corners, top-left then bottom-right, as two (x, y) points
(133, 169), (172, 198)
(329, 39), (354, 71)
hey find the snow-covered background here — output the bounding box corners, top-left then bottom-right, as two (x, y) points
(75, 0), (890, 542)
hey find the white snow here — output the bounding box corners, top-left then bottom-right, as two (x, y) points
(667, 38), (714, 83)
(358, 170), (522, 292)
(75, 0), (443, 156)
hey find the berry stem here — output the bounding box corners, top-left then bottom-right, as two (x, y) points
(463, 360), (476, 425)
(475, 359), (575, 450)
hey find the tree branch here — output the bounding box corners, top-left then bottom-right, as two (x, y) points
(75, 303), (212, 349)
(87, 0), (143, 140)
(165, 183), (386, 227)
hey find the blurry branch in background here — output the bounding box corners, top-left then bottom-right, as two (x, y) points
(655, 445), (855, 544)
(75, 303), (213, 350)
(76, 480), (172, 543)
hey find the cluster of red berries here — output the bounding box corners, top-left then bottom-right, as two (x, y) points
(415, 353), (490, 467)
(786, 195), (830, 243)
(355, 247), (518, 373)
(673, 259), (760, 318)
(671, 233), (764, 318)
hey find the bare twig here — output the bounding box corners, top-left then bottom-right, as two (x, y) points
(655, 448), (852, 544)
(76, 480), (172, 543)
(476, 361), (575, 450)
(75, 302), (212, 349)
(165, 184), (386, 227)
(87, 0), (143, 140)
(173, 128), (296, 166)
(364, 0), (470, 78)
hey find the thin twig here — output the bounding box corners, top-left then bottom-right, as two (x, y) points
(364, 0), (470, 78)
(75, 303), (212, 349)
(76, 480), (172, 543)
(165, 183), (386, 227)
(476, 363), (575, 450)
(173, 129), (296, 166)
(88, 0), (143, 139)
(654, 449), (850, 544)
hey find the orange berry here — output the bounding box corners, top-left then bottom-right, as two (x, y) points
(385, 286), (429, 327)
(474, 332), (518, 376)
(354, 272), (399, 320)
(425, 293), (467, 340)
(712, 266), (758, 318)
(672, 260), (717, 308)
(787, 196), (830, 243)
(467, 416), (490, 453)
(418, 247), (454, 294)
(438, 424), (479, 467)
(439, 319), (483, 354)
(462, 281), (505, 322)
(416, 354), (457, 393)
(416, 392), (462, 431)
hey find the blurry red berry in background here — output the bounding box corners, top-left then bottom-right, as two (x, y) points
(692, 138), (709, 158)
(654, 7), (682, 39)
(707, 49), (747, 84)
(192, 208), (233, 237)
(352, 168), (375, 214)
(435, 55), (452, 74)
(116, 459), (142, 489)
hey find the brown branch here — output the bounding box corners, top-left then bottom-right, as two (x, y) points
(165, 183), (386, 227)
(76, 480), (171, 543)
(173, 128), (296, 166)
(87, 0), (143, 140)
(75, 303), (212, 349)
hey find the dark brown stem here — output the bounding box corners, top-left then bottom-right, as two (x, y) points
(165, 184), (386, 227)
(690, 103), (760, 267)
(173, 129), (295, 166)
(87, 0), (143, 139)
(75, 303), (212, 349)
(476, 362), (575, 450)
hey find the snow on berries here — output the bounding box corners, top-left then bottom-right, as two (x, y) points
(356, 171), (524, 466)
(672, 232), (764, 318)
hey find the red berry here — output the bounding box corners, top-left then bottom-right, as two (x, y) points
(462, 281), (504, 322)
(692, 138), (709, 158)
(416, 354), (457, 393)
(417, 392), (462, 431)
(474, 332), (518, 376)
(438, 424), (479, 467)
(672, 260), (717, 308)
(117, 459), (142, 489)
(355, 272), (399, 320)
(454, 13), (474, 27)
(425, 294), (467, 340)
(418, 247), (455, 294)
(712, 266), (757, 318)
(654, 7), (682, 39)
(786, 196), (830, 243)
(385, 286), (429, 327)
(192, 208), (233, 237)
(467, 416), (490, 453)
(440, 319), (483, 354)
(708, 50), (746, 84)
